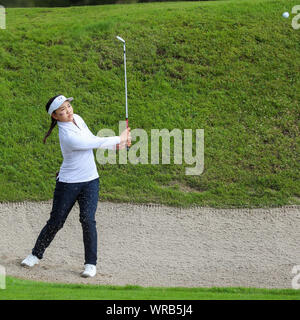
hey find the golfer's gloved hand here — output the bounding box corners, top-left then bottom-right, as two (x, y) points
(117, 128), (131, 150)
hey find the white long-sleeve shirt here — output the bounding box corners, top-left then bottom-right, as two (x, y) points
(56, 114), (120, 183)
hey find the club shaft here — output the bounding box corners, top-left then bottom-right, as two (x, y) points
(124, 48), (129, 151)
(117, 36), (129, 151)
(124, 43), (128, 121)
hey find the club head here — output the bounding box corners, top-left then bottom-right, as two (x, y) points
(116, 36), (125, 43)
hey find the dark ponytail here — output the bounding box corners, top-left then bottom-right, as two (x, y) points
(43, 95), (61, 144)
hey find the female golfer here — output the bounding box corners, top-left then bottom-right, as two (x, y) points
(21, 95), (131, 278)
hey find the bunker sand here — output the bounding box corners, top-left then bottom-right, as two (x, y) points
(0, 201), (299, 288)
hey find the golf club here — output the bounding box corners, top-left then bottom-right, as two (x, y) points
(116, 36), (129, 151)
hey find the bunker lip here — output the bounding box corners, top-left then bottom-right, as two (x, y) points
(0, 201), (299, 289)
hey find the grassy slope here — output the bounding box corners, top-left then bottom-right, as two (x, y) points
(0, 0), (299, 208)
(1, 276), (300, 300)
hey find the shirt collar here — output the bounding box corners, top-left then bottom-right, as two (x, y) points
(57, 114), (81, 132)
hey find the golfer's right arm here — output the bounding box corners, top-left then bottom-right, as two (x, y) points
(63, 133), (121, 151)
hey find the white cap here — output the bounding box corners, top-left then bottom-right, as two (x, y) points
(48, 95), (74, 115)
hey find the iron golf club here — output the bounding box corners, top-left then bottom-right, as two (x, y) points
(116, 36), (129, 151)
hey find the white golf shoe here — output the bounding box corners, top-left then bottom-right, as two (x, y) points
(21, 254), (40, 268)
(81, 264), (96, 278)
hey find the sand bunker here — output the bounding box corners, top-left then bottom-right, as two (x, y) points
(0, 201), (299, 289)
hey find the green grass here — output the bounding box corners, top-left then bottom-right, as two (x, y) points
(0, 276), (299, 300)
(0, 0), (299, 208)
